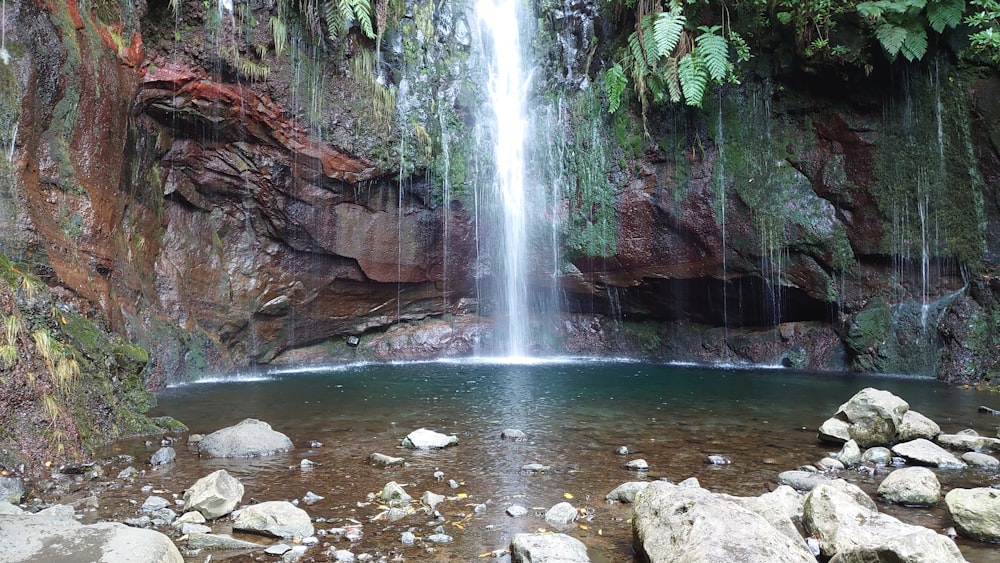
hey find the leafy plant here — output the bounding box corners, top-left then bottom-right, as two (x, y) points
(965, 0), (1000, 64)
(33, 329), (54, 370)
(857, 0), (966, 61)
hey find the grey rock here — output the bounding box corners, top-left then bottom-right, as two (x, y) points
(818, 417), (851, 444)
(544, 502), (577, 528)
(233, 501), (314, 538)
(861, 447), (892, 466)
(937, 433), (1000, 453)
(945, 487), (1000, 542)
(427, 533), (453, 543)
(140, 496), (171, 513)
(0, 502), (23, 515)
(117, 466), (139, 479)
(303, 491), (324, 505)
(892, 439), (967, 468)
(420, 491), (445, 510)
(962, 451), (1000, 470)
(897, 410), (941, 441)
(332, 549), (356, 562)
(615, 446), (629, 455)
(368, 453), (405, 467)
(778, 470), (833, 492)
(521, 463), (550, 473)
(38, 505), (76, 519)
(180, 523), (211, 534)
(633, 482), (815, 563)
(198, 418), (293, 458)
(720, 485), (809, 549)
(510, 532), (590, 562)
(124, 516), (151, 528)
(818, 457), (845, 471)
(506, 504), (528, 518)
(626, 458), (649, 471)
(378, 481), (411, 503)
(186, 532), (264, 550)
(400, 531), (415, 545)
(606, 481), (651, 503)
(678, 477), (701, 488)
(501, 428), (527, 442)
(170, 511), (205, 529)
(182, 469), (244, 519)
(149, 447), (176, 466)
(401, 428), (458, 449)
(0, 477), (24, 504)
(836, 388), (909, 447)
(837, 439), (862, 468)
(0, 513), (183, 562)
(266, 543), (292, 555)
(706, 455), (731, 465)
(876, 467), (941, 506)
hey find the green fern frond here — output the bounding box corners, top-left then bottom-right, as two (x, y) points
(325, 0), (346, 41)
(695, 25), (729, 83)
(270, 15), (287, 56)
(348, 0), (376, 39)
(605, 63), (628, 113)
(678, 52), (708, 107)
(875, 23), (908, 57)
(653, 9), (686, 57)
(628, 31), (651, 77)
(664, 56), (682, 103)
(900, 25), (928, 60)
(927, 0), (965, 32)
(857, 1), (887, 19)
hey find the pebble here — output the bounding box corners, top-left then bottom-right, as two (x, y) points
(522, 463), (550, 473)
(706, 455), (731, 465)
(427, 533), (453, 543)
(266, 543), (292, 555)
(433, 470), (445, 481)
(626, 459), (648, 471)
(401, 531), (415, 545)
(448, 479), (460, 488)
(303, 491), (324, 505)
(616, 446), (629, 455)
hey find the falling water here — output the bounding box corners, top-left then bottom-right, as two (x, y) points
(0, 0), (9, 65)
(476, 0), (530, 357)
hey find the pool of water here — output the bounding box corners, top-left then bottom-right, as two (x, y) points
(97, 360), (1000, 561)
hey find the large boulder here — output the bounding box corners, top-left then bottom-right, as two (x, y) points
(891, 439), (966, 468)
(0, 513), (183, 562)
(183, 469), (245, 519)
(606, 481), (650, 504)
(0, 477), (24, 504)
(778, 470), (834, 492)
(937, 433), (1000, 453)
(198, 419), (293, 458)
(721, 485), (808, 545)
(828, 388), (909, 448)
(803, 480), (963, 562)
(233, 501), (313, 538)
(632, 482), (815, 563)
(510, 532), (590, 562)
(876, 467), (940, 507)
(944, 487), (1000, 542)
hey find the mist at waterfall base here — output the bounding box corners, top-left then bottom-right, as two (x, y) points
(102, 361), (999, 561)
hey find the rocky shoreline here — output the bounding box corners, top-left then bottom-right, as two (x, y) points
(1, 388), (999, 562)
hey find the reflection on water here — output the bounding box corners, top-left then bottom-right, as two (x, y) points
(101, 362), (1000, 561)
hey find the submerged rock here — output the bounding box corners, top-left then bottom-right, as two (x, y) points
(198, 418), (293, 458)
(501, 428), (528, 442)
(368, 453), (405, 467)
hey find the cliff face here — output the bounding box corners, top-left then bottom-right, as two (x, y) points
(1, 0), (999, 385)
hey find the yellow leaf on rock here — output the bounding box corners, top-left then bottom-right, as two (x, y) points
(579, 525), (588, 530)
(456, 492), (468, 499)
(563, 492), (574, 499)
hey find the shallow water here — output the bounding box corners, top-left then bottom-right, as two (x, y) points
(97, 360), (1000, 561)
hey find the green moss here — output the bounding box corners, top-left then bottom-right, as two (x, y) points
(61, 311), (103, 355)
(845, 300), (892, 355)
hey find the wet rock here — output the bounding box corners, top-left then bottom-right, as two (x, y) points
(892, 439), (967, 468)
(506, 505), (528, 517)
(837, 439), (862, 468)
(720, 485), (808, 548)
(544, 502), (577, 528)
(233, 500), (313, 538)
(897, 410), (941, 441)
(962, 451), (1000, 469)
(124, 515), (151, 528)
(501, 429), (527, 442)
(705, 455), (731, 465)
(401, 428), (458, 449)
(186, 532), (264, 550)
(149, 447), (176, 466)
(521, 463), (550, 473)
(633, 482), (815, 563)
(266, 543), (293, 555)
(0, 512), (184, 562)
(170, 511), (206, 529)
(427, 533), (453, 543)
(420, 491), (445, 510)
(945, 487), (1000, 542)
(0, 477), (24, 504)
(303, 491), (324, 505)
(615, 446), (629, 455)
(778, 470), (833, 492)
(401, 531), (415, 545)
(876, 467), (941, 506)
(861, 446), (892, 466)
(198, 418), (293, 458)
(118, 466), (139, 479)
(0, 502), (23, 515)
(378, 481), (412, 503)
(141, 496), (171, 513)
(817, 457), (845, 471)
(183, 469), (244, 519)
(511, 532), (590, 562)
(678, 477), (701, 488)
(606, 482), (651, 504)
(834, 388), (910, 448)
(180, 523), (211, 535)
(331, 548), (355, 562)
(626, 458), (649, 471)
(368, 453), (405, 467)
(818, 417), (851, 444)
(937, 433), (1000, 453)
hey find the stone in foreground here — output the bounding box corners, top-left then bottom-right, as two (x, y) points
(198, 418), (293, 458)
(401, 428), (459, 449)
(0, 512), (183, 562)
(511, 532), (590, 562)
(633, 481), (815, 562)
(945, 487), (1000, 542)
(876, 467), (941, 507)
(183, 469), (245, 519)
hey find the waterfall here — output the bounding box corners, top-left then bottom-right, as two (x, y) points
(476, 0), (530, 357)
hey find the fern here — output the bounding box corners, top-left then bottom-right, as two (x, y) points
(350, 0), (376, 39)
(875, 23), (908, 57)
(900, 24), (929, 60)
(695, 25), (729, 82)
(605, 63), (627, 113)
(653, 9), (685, 57)
(927, 0), (965, 32)
(324, 0), (345, 41)
(663, 56), (682, 103)
(678, 52), (708, 107)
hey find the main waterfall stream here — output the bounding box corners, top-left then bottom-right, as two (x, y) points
(94, 362), (999, 561)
